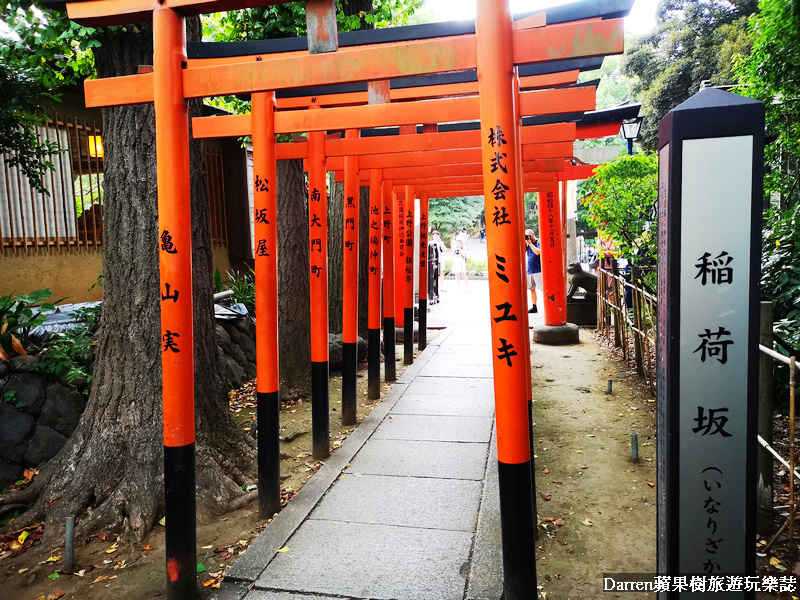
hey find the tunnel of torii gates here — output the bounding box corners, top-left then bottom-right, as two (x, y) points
(54, 0), (633, 596)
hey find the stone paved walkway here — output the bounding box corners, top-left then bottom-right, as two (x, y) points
(211, 280), (516, 600)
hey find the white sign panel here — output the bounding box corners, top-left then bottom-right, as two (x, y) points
(678, 135), (753, 579)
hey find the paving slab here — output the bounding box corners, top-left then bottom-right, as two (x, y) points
(404, 376), (495, 398)
(373, 414), (493, 443)
(418, 363), (495, 379)
(426, 352), (494, 367)
(444, 332), (492, 346)
(344, 439), (488, 480)
(436, 343), (493, 355)
(255, 520), (473, 600)
(311, 474), (482, 531)
(391, 393), (495, 417)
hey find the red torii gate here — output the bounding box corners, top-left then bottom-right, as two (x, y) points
(56, 0), (626, 597)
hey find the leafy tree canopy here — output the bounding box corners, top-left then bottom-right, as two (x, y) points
(737, 0), (800, 206)
(0, 1), (97, 191)
(622, 0), (758, 151)
(579, 152), (658, 265)
(429, 195), (484, 236)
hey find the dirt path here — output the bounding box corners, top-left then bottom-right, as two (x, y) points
(532, 331), (657, 599)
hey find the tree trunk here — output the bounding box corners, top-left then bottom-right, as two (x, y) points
(277, 159), (312, 399)
(0, 18), (256, 544)
(328, 179), (344, 333)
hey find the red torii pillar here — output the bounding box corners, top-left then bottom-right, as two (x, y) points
(341, 129), (360, 426)
(418, 189), (429, 351)
(307, 125), (330, 460)
(533, 184), (579, 343)
(152, 8), (196, 599)
(382, 179), (396, 382)
(403, 184), (415, 365)
(476, 1), (536, 598)
(251, 92), (281, 517)
(393, 187), (405, 331)
(367, 168), (383, 399)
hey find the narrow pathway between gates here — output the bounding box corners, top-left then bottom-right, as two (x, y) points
(211, 277), (656, 600)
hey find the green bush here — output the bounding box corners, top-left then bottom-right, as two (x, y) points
(33, 324), (95, 395)
(762, 204), (800, 349)
(0, 289), (60, 362)
(442, 257), (487, 276)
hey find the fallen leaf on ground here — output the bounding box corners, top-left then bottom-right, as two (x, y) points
(142, 544), (152, 551)
(105, 542), (118, 554)
(48, 573), (60, 579)
(540, 492), (552, 501)
(196, 562), (207, 574)
(555, 519), (566, 526)
(18, 567), (28, 574)
(92, 576), (108, 584)
(17, 531), (29, 544)
(542, 467), (550, 475)
(647, 482), (655, 487)
(201, 545), (213, 549)
(158, 517), (166, 526)
(542, 517), (556, 523)
(46, 592), (65, 600)
(277, 546), (290, 553)
(581, 519), (594, 526)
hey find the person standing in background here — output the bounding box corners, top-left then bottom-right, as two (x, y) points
(525, 228), (542, 313)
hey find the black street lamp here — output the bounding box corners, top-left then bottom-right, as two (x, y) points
(621, 116), (644, 155)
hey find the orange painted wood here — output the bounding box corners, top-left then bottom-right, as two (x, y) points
(252, 91), (280, 394)
(342, 129), (360, 344)
(308, 128), (329, 362)
(559, 163), (600, 181)
(538, 186), (567, 326)
(381, 179), (395, 321)
(368, 169), (382, 330)
(153, 7), (194, 448)
(84, 19), (622, 105)
(576, 121), (623, 140)
(418, 191), (429, 302)
(403, 185), (415, 314)
(476, 0), (530, 466)
(393, 187), (405, 327)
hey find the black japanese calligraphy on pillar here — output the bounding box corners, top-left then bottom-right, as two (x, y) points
(161, 283), (179, 302)
(255, 208), (270, 224)
(254, 175), (269, 193)
(693, 327), (734, 364)
(160, 230), (178, 254)
(163, 330), (180, 353)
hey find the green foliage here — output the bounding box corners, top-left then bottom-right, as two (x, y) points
(429, 196), (484, 234)
(736, 0), (800, 206)
(220, 269), (256, 314)
(2, 390), (22, 410)
(580, 153), (658, 265)
(0, 289), (58, 361)
(1, 1), (98, 191)
(33, 324), (94, 394)
(761, 203), (800, 348)
(202, 0), (421, 43)
(622, 0), (758, 151)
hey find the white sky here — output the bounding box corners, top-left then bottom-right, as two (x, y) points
(424, 0), (658, 35)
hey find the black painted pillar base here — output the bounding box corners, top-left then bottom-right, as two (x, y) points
(528, 398), (538, 540)
(367, 328), (381, 400)
(164, 443), (197, 600)
(342, 343), (357, 426)
(403, 308), (414, 365)
(418, 299), (427, 351)
(311, 361), (330, 460)
(383, 317), (396, 382)
(497, 461), (537, 600)
(257, 391), (281, 518)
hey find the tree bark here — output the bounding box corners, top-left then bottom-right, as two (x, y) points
(0, 18), (256, 544)
(328, 179), (344, 333)
(277, 159), (312, 399)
